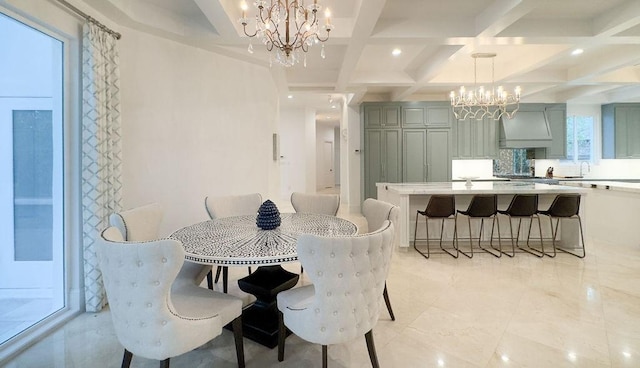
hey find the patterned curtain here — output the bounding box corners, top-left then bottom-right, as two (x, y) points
(81, 22), (122, 312)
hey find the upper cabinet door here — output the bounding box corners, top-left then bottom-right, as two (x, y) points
(364, 105), (400, 128)
(426, 106), (452, 127)
(452, 117), (498, 159)
(602, 103), (640, 159)
(402, 105), (426, 127)
(453, 118), (473, 159)
(383, 106), (401, 128)
(626, 107), (640, 158)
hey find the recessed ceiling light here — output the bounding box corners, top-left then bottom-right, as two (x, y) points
(392, 48), (402, 56)
(287, 95), (293, 99)
(571, 49), (584, 56)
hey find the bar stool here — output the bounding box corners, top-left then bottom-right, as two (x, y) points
(497, 194), (544, 257)
(537, 194), (586, 258)
(456, 194), (501, 258)
(413, 195), (458, 259)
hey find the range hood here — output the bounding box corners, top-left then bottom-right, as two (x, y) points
(499, 111), (553, 148)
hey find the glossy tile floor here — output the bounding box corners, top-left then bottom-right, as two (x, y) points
(5, 209), (640, 367)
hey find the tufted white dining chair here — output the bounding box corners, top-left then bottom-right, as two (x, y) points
(362, 198), (399, 321)
(276, 221), (395, 368)
(290, 192), (340, 216)
(97, 227), (245, 368)
(109, 203), (211, 290)
(290, 192), (341, 274)
(204, 193), (262, 292)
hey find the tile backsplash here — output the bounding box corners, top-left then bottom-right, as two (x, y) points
(494, 149), (532, 175)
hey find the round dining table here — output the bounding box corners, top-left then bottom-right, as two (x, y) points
(170, 213), (358, 265)
(169, 212), (358, 348)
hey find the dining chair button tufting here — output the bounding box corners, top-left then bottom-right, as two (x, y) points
(330, 252), (335, 258)
(338, 273), (343, 278)
(137, 261), (143, 267)
(317, 271), (323, 276)
(161, 258), (167, 263)
(147, 303), (152, 308)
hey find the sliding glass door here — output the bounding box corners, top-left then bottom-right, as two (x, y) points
(0, 13), (64, 345)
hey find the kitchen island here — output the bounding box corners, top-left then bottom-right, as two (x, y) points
(377, 181), (588, 249)
(559, 180), (640, 248)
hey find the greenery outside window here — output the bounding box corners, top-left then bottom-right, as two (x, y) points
(566, 116), (594, 161)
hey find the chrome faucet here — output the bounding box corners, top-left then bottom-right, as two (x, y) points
(579, 161), (590, 177)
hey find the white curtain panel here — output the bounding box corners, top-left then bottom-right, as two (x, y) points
(81, 22), (122, 312)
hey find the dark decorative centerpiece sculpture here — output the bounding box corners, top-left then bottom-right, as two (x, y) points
(256, 199), (281, 230)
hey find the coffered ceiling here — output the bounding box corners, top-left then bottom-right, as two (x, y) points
(81, 0), (640, 120)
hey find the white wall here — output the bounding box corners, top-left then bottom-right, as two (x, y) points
(119, 28), (279, 235)
(334, 127), (341, 186)
(347, 103), (361, 212)
(279, 108), (306, 199)
(304, 108), (316, 193)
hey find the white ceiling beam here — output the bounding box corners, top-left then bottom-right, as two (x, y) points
(387, 0), (534, 102)
(555, 85), (623, 103)
(391, 46), (463, 101)
(475, 0), (535, 37)
(346, 89), (368, 106)
(498, 19), (591, 37)
(567, 46), (640, 82)
(605, 85), (640, 103)
(334, 0), (387, 92)
(193, 0), (238, 37)
(592, 0), (640, 37)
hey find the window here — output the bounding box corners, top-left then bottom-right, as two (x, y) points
(566, 115), (594, 161)
(0, 13), (65, 346)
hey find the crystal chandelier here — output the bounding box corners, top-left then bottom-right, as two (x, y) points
(239, 0), (333, 67)
(450, 53), (521, 121)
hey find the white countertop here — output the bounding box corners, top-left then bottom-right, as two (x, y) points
(559, 180), (640, 194)
(377, 181), (588, 195)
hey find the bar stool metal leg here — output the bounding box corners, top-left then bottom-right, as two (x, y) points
(556, 215), (586, 258)
(549, 216), (586, 258)
(415, 213), (459, 259)
(487, 216), (503, 257)
(516, 214), (545, 257)
(439, 216), (459, 258)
